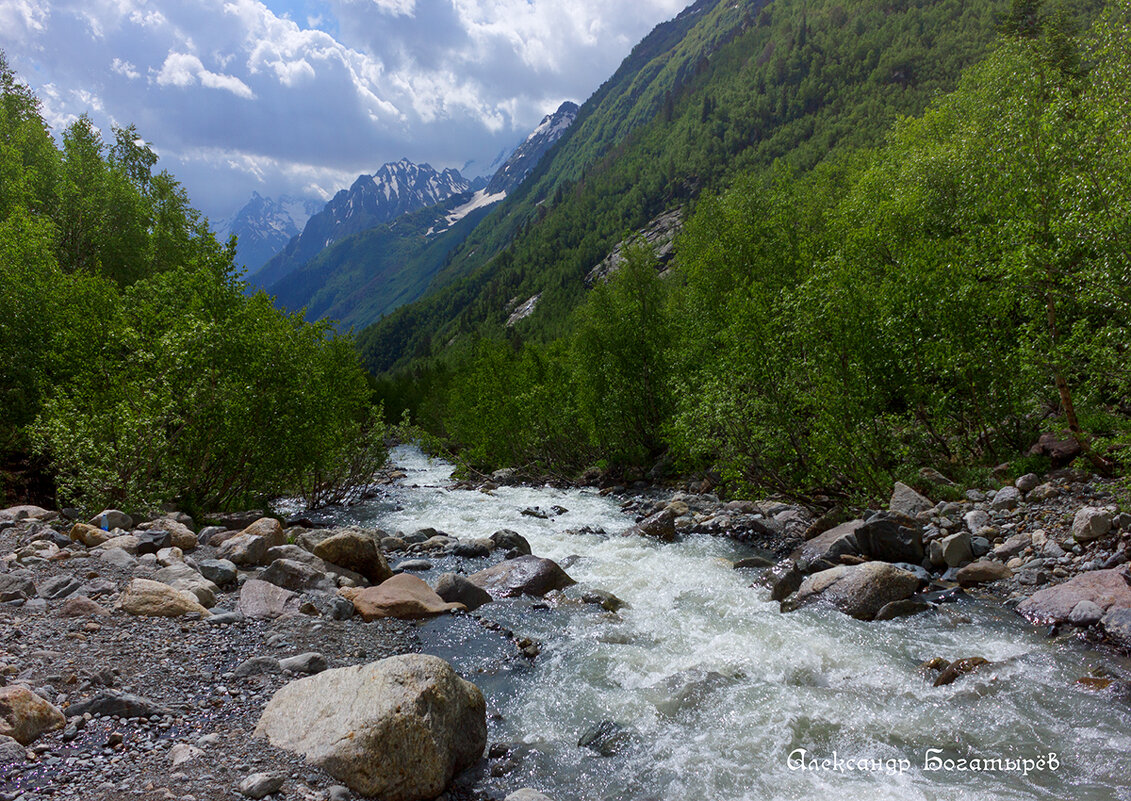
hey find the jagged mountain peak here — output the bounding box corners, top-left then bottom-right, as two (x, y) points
(485, 101), (579, 196)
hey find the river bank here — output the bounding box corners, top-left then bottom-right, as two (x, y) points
(1, 446), (1130, 801)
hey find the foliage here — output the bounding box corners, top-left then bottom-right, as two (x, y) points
(0, 53), (381, 512)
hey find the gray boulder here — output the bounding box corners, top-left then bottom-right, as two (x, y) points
(489, 530), (531, 555)
(434, 573), (493, 611)
(238, 579), (301, 620)
(785, 562), (922, 621)
(254, 654), (486, 800)
(1072, 507), (1113, 543)
(259, 558), (335, 594)
(313, 530), (392, 583)
(468, 555), (575, 598)
(789, 520), (863, 572)
(991, 486), (1022, 511)
(855, 514), (924, 564)
(888, 482), (932, 518)
(1017, 568), (1131, 624)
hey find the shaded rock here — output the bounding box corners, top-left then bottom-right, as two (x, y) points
(90, 510), (133, 530)
(117, 578), (211, 618)
(790, 520), (863, 572)
(855, 514), (924, 564)
(206, 510), (268, 530)
(580, 588), (625, 612)
(69, 523), (111, 548)
(0, 686), (64, 745)
(490, 530), (531, 556)
(786, 562), (921, 621)
(991, 487), (1022, 511)
(260, 558), (335, 594)
(134, 530), (172, 556)
(65, 690), (171, 720)
(1068, 600), (1105, 626)
(626, 509), (677, 542)
(468, 555), (575, 598)
(396, 559), (434, 572)
(1029, 432), (1081, 465)
(1017, 568), (1131, 624)
(313, 530), (392, 583)
(434, 573), (492, 612)
(340, 574), (464, 621)
(0, 734), (26, 762)
(1072, 508), (1113, 543)
(1100, 607), (1131, 649)
(58, 595), (109, 617)
(198, 558), (238, 587)
(138, 517), (197, 552)
(889, 482), (932, 517)
(238, 579), (301, 620)
(733, 556), (775, 569)
(451, 541), (491, 559)
(41, 575), (85, 601)
(0, 573), (36, 602)
(768, 561), (805, 602)
(874, 599), (930, 620)
(254, 654), (486, 800)
(956, 560), (1011, 586)
(1015, 473), (1040, 493)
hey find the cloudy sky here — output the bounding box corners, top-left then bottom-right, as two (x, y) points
(0, 0), (687, 221)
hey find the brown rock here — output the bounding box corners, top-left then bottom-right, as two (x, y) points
(956, 560), (1012, 586)
(240, 518), (286, 548)
(116, 579), (211, 618)
(933, 657), (990, 687)
(69, 523), (111, 548)
(0, 686), (65, 745)
(313, 530), (392, 583)
(340, 575), (464, 621)
(787, 562), (921, 621)
(1017, 568), (1131, 625)
(626, 509), (677, 542)
(58, 596), (109, 617)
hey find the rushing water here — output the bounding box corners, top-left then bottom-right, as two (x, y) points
(319, 446), (1131, 801)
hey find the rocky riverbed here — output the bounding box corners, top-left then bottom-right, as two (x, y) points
(2, 448), (1130, 801)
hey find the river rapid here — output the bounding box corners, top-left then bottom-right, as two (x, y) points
(317, 446), (1130, 801)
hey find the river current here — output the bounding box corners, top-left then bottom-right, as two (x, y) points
(314, 446), (1130, 801)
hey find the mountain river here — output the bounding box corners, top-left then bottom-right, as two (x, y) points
(311, 445), (1130, 801)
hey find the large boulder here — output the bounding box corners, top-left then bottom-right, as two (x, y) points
(434, 573), (492, 612)
(138, 517), (197, 552)
(626, 509), (677, 542)
(489, 530), (531, 555)
(117, 579), (211, 618)
(259, 558), (336, 594)
(69, 523), (112, 548)
(854, 514), (924, 564)
(215, 533), (270, 566)
(1017, 568), (1131, 625)
(467, 555), (575, 598)
(789, 520), (863, 572)
(0, 686), (65, 745)
(254, 654), (486, 800)
(1072, 508), (1113, 543)
(154, 564), (219, 608)
(238, 579), (302, 620)
(785, 562), (922, 621)
(313, 530), (392, 583)
(888, 482), (932, 518)
(239, 517), (286, 547)
(340, 574), (464, 620)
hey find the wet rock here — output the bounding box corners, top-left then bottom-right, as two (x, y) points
(1017, 568), (1131, 624)
(117, 578), (211, 618)
(932, 657), (990, 687)
(733, 556), (775, 569)
(468, 555), (576, 598)
(580, 588), (625, 612)
(396, 559), (433, 572)
(1068, 600), (1105, 625)
(1072, 508), (1113, 543)
(254, 654), (486, 800)
(768, 561), (805, 602)
(504, 790), (554, 801)
(238, 772), (285, 799)
(888, 482), (933, 518)
(238, 579), (302, 620)
(313, 530), (392, 583)
(956, 560), (1011, 586)
(627, 509), (677, 542)
(490, 530), (531, 556)
(874, 598), (930, 620)
(58, 595), (109, 617)
(786, 562), (921, 621)
(521, 507), (553, 519)
(434, 573), (493, 612)
(450, 541), (491, 559)
(68, 522), (111, 548)
(643, 669), (733, 717)
(1100, 608), (1131, 649)
(856, 514), (925, 564)
(65, 690), (171, 720)
(790, 520), (863, 572)
(577, 720), (632, 756)
(0, 685), (64, 745)
(340, 574), (464, 620)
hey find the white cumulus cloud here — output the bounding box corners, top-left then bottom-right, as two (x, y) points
(155, 51), (256, 99)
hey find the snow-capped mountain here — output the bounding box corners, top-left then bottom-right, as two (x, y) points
(250, 159), (473, 290)
(485, 101), (580, 196)
(219, 193), (322, 277)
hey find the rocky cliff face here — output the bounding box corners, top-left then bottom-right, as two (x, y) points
(485, 102), (579, 197)
(218, 193), (321, 277)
